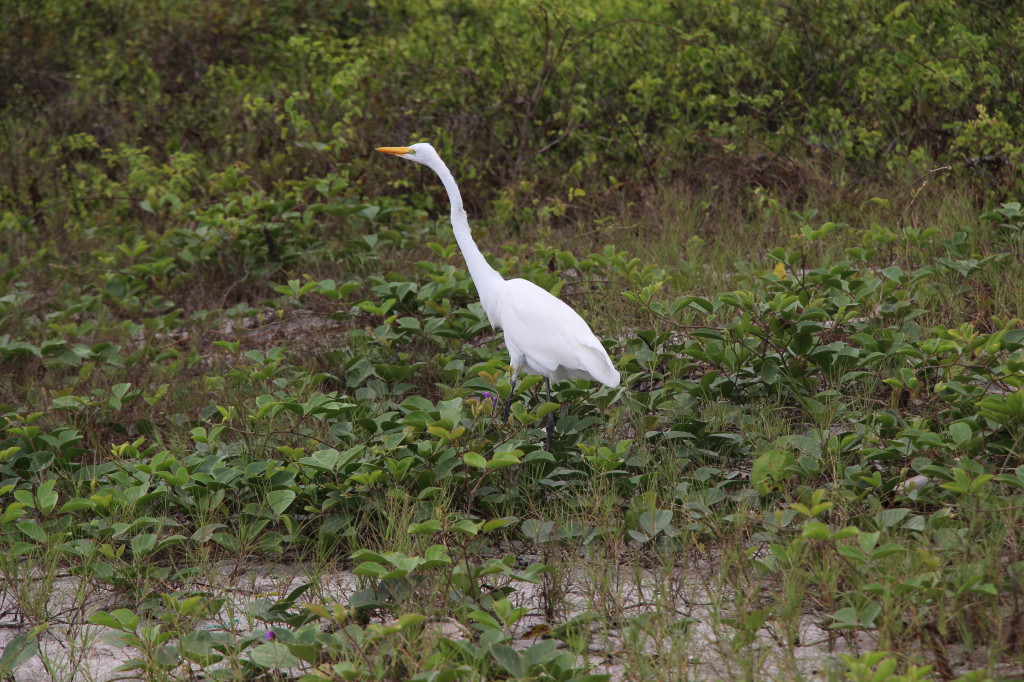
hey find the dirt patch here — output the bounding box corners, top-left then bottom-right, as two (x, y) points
(1, 558), (871, 681)
(3, 558), (1016, 680)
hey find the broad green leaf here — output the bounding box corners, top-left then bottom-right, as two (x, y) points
(130, 533), (157, 556)
(451, 519), (481, 536)
(36, 479), (58, 515)
(17, 522), (46, 544)
(463, 452), (487, 469)
(352, 562), (387, 578)
(485, 451), (521, 469)
(58, 498), (95, 513)
(751, 449), (795, 494)
(521, 639), (559, 668)
(249, 642), (300, 669)
(397, 613), (426, 630)
(948, 421), (972, 445)
(490, 644), (525, 678)
(638, 510), (672, 537)
(801, 520), (831, 540)
(408, 520), (442, 534)
(535, 402), (560, 419)
(0, 632), (39, 674)
(829, 607), (858, 628)
(266, 490), (296, 517)
(875, 508), (910, 529)
(481, 517), (515, 533)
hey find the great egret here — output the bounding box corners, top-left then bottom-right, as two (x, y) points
(375, 143), (620, 449)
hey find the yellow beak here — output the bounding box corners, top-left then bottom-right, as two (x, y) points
(375, 146), (412, 156)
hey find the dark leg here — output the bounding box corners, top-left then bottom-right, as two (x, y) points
(502, 373), (516, 421)
(545, 378), (555, 451)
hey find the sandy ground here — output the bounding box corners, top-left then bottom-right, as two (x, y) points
(0, 556), (874, 681)
(2, 557), (1011, 681)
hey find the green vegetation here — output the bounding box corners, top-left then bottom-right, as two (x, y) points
(1, 0), (1023, 679)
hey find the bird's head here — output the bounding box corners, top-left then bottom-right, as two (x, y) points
(375, 142), (439, 167)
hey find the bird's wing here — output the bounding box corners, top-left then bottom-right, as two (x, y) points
(496, 279), (619, 387)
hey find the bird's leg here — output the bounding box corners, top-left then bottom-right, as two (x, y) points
(545, 378), (555, 451)
(502, 373), (516, 421)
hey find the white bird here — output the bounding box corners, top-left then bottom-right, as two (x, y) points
(375, 143), (620, 448)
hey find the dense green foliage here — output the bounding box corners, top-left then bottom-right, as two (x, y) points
(3, 0), (1023, 222)
(1, 1), (1023, 680)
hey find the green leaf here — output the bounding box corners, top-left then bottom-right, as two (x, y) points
(450, 520), (481, 536)
(948, 421), (972, 445)
(881, 266), (904, 281)
(17, 521), (46, 544)
(829, 607), (858, 628)
(832, 525), (859, 541)
(36, 479), (58, 516)
(89, 608), (139, 631)
(88, 611), (123, 630)
(638, 510), (672, 537)
(535, 402), (560, 419)
(481, 517), (515, 533)
(490, 644), (525, 678)
(485, 451), (521, 469)
(521, 639), (559, 667)
(423, 545), (452, 566)
(179, 631), (222, 666)
(463, 452), (487, 469)
(266, 490), (296, 517)
(871, 543), (905, 560)
(0, 632), (39, 674)
(858, 531), (880, 554)
(0, 501), (28, 525)
(837, 546), (866, 562)
(211, 533), (239, 552)
(470, 610), (502, 629)
(875, 508), (910, 529)
(58, 497), (96, 513)
(627, 529), (650, 543)
(352, 562), (387, 578)
(350, 549), (387, 564)
(801, 520), (831, 540)
(397, 613), (426, 630)
(751, 449), (795, 494)
(249, 642), (300, 669)
(10, 542), (35, 558)
(130, 533), (157, 556)
(408, 520), (442, 534)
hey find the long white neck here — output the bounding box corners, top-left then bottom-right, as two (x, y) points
(427, 157), (505, 326)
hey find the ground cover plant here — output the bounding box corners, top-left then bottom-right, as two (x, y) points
(1, 0), (1023, 679)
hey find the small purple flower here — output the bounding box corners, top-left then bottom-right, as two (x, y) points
(264, 630), (275, 641)
(480, 392), (498, 409)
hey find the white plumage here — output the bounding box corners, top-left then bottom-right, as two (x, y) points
(495, 278), (620, 387)
(375, 143), (619, 446)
